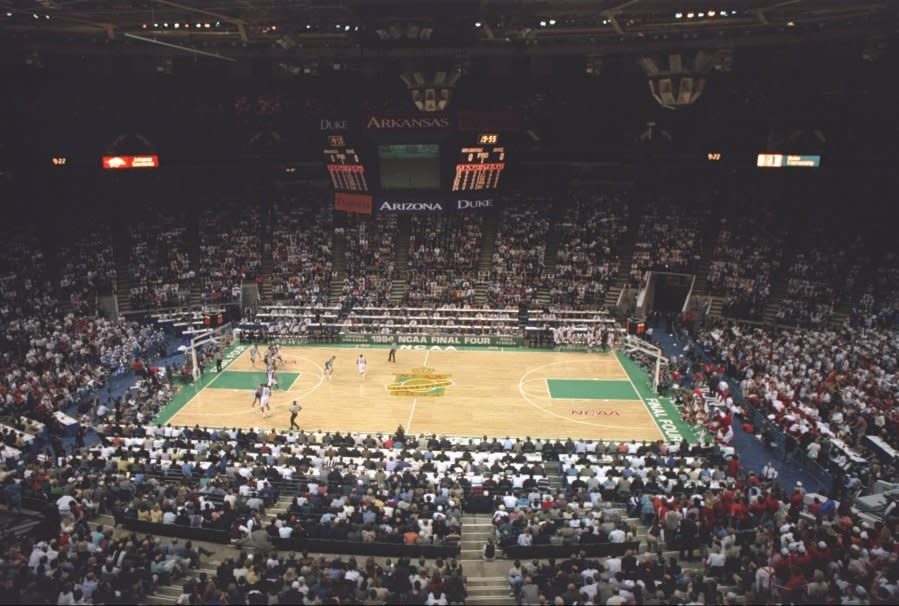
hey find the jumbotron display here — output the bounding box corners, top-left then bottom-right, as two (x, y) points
(452, 133), (505, 192)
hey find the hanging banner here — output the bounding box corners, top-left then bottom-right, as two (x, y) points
(334, 192), (373, 215)
(340, 333), (523, 347)
(374, 194), (497, 214)
(364, 114), (452, 131)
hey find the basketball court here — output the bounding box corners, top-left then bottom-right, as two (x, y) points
(157, 345), (695, 442)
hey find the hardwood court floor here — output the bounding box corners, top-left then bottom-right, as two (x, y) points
(166, 346), (666, 441)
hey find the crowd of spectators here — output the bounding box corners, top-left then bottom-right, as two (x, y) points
(340, 215), (397, 308)
(501, 437), (899, 606)
(851, 252), (898, 329)
(197, 205), (262, 304)
(551, 192), (628, 309)
(698, 322), (898, 474)
(0, 231), (51, 309)
(0, 307), (167, 425)
(488, 201), (550, 307)
(706, 216), (783, 320)
(406, 215), (482, 307)
(57, 229), (117, 316)
(630, 203), (706, 285)
(777, 237), (865, 327)
(128, 214), (194, 310)
(270, 200), (333, 306)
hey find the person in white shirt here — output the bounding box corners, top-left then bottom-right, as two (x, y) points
(608, 526), (626, 543)
(706, 546), (727, 579)
(357, 354), (366, 379)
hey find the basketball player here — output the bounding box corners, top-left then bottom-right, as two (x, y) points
(249, 344), (259, 368)
(251, 383), (264, 409)
(324, 356), (335, 380)
(388, 343), (397, 363)
(260, 383), (272, 417)
(267, 366), (279, 390)
(357, 354), (367, 380)
(273, 343), (284, 365)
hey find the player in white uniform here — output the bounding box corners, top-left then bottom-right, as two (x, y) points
(249, 344), (258, 367)
(267, 367), (279, 390)
(357, 354), (366, 380)
(260, 384), (272, 417)
(273, 343), (284, 365)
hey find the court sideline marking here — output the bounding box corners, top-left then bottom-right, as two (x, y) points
(406, 348), (431, 433)
(613, 352), (669, 442)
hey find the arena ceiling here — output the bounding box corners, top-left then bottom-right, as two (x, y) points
(0, 0), (894, 63)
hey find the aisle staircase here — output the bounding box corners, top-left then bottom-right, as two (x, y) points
(112, 227), (133, 316)
(188, 215), (203, 308)
(603, 196), (644, 311)
(535, 200), (565, 308)
(259, 247), (273, 304)
(329, 226), (347, 304)
(690, 211), (723, 296)
(474, 210), (499, 306)
(706, 295), (726, 318)
(390, 216), (412, 305)
(258, 206), (274, 304)
(460, 513), (515, 605)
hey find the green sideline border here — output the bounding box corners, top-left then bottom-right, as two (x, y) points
(154, 344), (246, 425)
(616, 351), (697, 444)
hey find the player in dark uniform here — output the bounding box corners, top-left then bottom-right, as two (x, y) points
(324, 356), (335, 380)
(250, 384), (264, 409)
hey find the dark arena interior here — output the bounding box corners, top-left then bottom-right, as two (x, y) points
(1, 1), (898, 604)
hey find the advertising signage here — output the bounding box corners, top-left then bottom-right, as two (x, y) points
(374, 194), (496, 214)
(102, 155), (159, 170)
(364, 114), (451, 131)
(319, 118), (351, 131)
(334, 192), (373, 215)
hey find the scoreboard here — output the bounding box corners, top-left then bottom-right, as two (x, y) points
(323, 146), (369, 192)
(452, 133), (505, 192)
(756, 153), (821, 168)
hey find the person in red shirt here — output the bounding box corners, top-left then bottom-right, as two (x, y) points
(730, 498), (751, 527)
(790, 544), (812, 569)
(783, 566), (808, 602)
(788, 488), (804, 519)
(726, 455), (741, 479)
(808, 540), (832, 571)
(772, 548), (791, 582)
